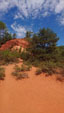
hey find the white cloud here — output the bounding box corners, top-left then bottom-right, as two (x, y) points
(60, 17), (64, 25)
(42, 11), (49, 17)
(11, 22), (27, 38)
(14, 12), (24, 20)
(0, 0), (15, 12)
(11, 22), (32, 38)
(0, 0), (64, 25)
(57, 14), (64, 25)
(55, 0), (64, 13)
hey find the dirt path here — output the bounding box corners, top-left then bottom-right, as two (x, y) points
(0, 63), (64, 113)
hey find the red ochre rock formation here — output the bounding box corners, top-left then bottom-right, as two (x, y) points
(0, 39), (29, 51)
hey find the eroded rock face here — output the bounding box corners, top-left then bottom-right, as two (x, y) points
(11, 45), (26, 52)
(0, 39), (29, 51)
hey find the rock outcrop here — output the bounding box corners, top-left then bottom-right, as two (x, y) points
(0, 39), (29, 51)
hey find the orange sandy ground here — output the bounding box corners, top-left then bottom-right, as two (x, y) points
(0, 63), (64, 113)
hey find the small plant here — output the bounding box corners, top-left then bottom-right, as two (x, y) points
(19, 46), (22, 53)
(12, 71), (18, 76)
(12, 64), (29, 80)
(36, 68), (42, 75)
(20, 64), (31, 71)
(32, 60), (40, 67)
(14, 64), (31, 73)
(20, 64), (26, 71)
(56, 75), (64, 82)
(0, 50), (21, 65)
(16, 73), (29, 80)
(56, 69), (64, 82)
(14, 65), (21, 72)
(24, 65), (31, 71)
(37, 61), (57, 76)
(0, 67), (5, 80)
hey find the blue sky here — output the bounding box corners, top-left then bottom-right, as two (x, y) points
(0, 0), (64, 46)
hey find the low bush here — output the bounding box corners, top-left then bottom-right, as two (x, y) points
(56, 75), (64, 82)
(24, 65), (31, 71)
(21, 51), (30, 60)
(35, 61), (58, 76)
(36, 68), (42, 75)
(20, 64), (26, 71)
(0, 50), (21, 64)
(14, 65), (21, 72)
(16, 73), (29, 80)
(0, 67), (5, 80)
(32, 60), (40, 67)
(12, 71), (18, 77)
(20, 64), (31, 71)
(56, 69), (64, 82)
(23, 60), (32, 66)
(14, 64), (31, 73)
(12, 64), (30, 80)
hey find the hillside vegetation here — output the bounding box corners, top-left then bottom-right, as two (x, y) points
(0, 21), (64, 81)
(21, 29), (64, 81)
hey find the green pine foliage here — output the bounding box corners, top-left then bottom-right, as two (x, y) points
(0, 21), (16, 46)
(21, 28), (64, 80)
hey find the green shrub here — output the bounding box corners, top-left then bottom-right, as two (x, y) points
(20, 64), (26, 71)
(0, 50), (20, 64)
(20, 64), (31, 72)
(14, 65), (21, 72)
(36, 68), (42, 75)
(56, 75), (64, 82)
(0, 67), (5, 80)
(24, 65), (31, 71)
(32, 60), (40, 67)
(16, 73), (29, 80)
(23, 61), (32, 67)
(21, 51), (30, 60)
(12, 64), (30, 80)
(35, 61), (57, 76)
(19, 46), (22, 53)
(14, 64), (31, 73)
(12, 71), (18, 77)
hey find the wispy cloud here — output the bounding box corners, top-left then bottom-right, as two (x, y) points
(55, 0), (64, 13)
(11, 22), (27, 38)
(57, 14), (64, 25)
(14, 12), (24, 20)
(11, 22), (32, 38)
(0, 0), (64, 25)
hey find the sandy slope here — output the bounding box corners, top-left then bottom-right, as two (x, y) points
(0, 63), (64, 113)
